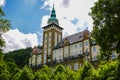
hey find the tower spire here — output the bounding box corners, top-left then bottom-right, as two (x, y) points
(47, 4), (59, 25)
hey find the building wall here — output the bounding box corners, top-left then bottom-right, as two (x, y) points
(91, 45), (100, 61)
(83, 39), (91, 60)
(36, 54), (42, 65)
(31, 54), (36, 66)
(70, 42), (83, 57)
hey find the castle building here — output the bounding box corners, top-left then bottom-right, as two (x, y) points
(29, 5), (118, 70)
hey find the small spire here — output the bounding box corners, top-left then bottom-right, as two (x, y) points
(53, 4), (55, 10)
(51, 4), (56, 18)
(47, 4), (59, 25)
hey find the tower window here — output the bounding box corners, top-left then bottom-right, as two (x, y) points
(75, 44), (77, 48)
(80, 43), (82, 47)
(93, 47), (96, 52)
(85, 41), (88, 46)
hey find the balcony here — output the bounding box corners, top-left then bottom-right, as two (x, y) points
(78, 54), (84, 58)
(63, 57), (69, 61)
(70, 56), (75, 60)
(36, 64), (43, 68)
(70, 54), (84, 60)
(53, 59), (57, 64)
(47, 54), (51, 58)
(46, 61), (52, 65)
(84, 51), (89, 56)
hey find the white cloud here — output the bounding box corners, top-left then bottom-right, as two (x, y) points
(2, 29), (38, 53)
(0, 0), (5, 7)
(41, 0), (97, 37)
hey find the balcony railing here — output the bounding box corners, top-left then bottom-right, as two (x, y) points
(63, 57), (69, 61)
(46, 61), (52, 65)
(47, 54), (51, 58)
(70, 54), (84, 60)
(53, 59), (57, 64)
(84, 51), (89, 56)
(78, 54), (84, 58)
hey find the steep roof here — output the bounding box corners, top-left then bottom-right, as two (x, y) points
(53, 30), (91, 49)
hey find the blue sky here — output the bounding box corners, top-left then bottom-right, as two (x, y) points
(3, 0), (47, 34)
(0, 0), (97, 52)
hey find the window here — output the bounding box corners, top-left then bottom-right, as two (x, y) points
(80, 50), (82, 54)
(65, 54), (67, 57)
(44, 54), (46, 63)
(59, 56), (62, 60)
(85, 41), (88, 46)
(75, 44), (77, 48)
(86, 49), (88, 52)
(80, 43), (82, 47)
(93, 47), (96, 52)
(44, 48), (46, 52)
(70, 53), (73, 56)
(111, 53), (116, 59)
(92, 56), (98, 61)
(74, 63), (78, 70)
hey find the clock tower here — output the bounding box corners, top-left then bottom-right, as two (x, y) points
(42, 4), (63, 65)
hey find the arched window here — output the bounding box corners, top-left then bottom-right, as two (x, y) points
(74, 63), (78, 70)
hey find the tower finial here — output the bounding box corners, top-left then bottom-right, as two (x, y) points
(47, 3), (59, 25)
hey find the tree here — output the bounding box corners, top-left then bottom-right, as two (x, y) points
(4, 47), (32, 68)
(89, 0), (120, 60)
(18, 65), (33, 80)
(0, 63), (10, 80)
(64, 67), (78, 80)
(0, 7), (11, 53)
(97, 61), (117, 80)
(77, 61), (95, 80)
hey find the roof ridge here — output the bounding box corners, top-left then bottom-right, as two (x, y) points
(63, 30), (85, 39)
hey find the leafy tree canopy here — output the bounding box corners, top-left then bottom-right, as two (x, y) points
(89, 0), (120, 60)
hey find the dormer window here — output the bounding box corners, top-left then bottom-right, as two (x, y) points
(79, 35), (82, 38)
(64, 38), (69, 45)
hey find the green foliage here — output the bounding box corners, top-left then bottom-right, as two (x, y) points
(0, 63), (10, 80)
(97, 61), (117, 80)
(89, 0), (120, 60)
(4, 47), (32, 68)
(18, 65), (33, 80)
(1, 58), (120, 80)
(64, 67), (78, 80)
(6, 62), (18, 73)
(77, 61), (96, 80)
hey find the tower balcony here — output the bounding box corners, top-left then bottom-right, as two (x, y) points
(47, 54), (51, 58)
(63, 57), (69, 61)
(84, 51), (89, 56)
(53, 59), (57, 64)
(46, 61), (52, 65)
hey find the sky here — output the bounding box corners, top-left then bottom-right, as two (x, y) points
(0, 0), (97, 52)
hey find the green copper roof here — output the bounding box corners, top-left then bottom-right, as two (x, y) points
(47, 4), (59, 25)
